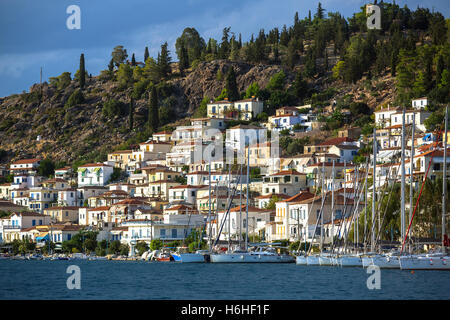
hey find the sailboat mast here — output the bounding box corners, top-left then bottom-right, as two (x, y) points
(320, 162), (325, 253)
(228, 165), (231, 252)
(364, 162), (368, 254)
(331, 160), (335, 249)
(409, 112), (415, 252)
(371, 128), (376, 252)
(401, 108), (406, 250)
(208, 160), (212, 250)
(343, 160), (346, 254)
(443, 106), (448, 254)
(245, 146), (249, 251)
(239, 164), (243, 249)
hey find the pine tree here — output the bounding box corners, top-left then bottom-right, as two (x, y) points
(148, 86), (159, 133)
(293, 71), (308, 102)
(79, 53), (85, 89)
(158, 42), (171, 78)
(225, 67), (239, 102)
(315, 2), (325, 21)
(131, 53), (136, 66)
(144, 47), (149, 64)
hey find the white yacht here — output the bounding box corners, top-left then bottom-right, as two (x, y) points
(318, 253), (334, 266)
(399, 253), (450, 270)
(370, 253), (400, 269)
(306, 254), (320, 265)
(210, 247), (295, 263)
(337, 254), (363, 267)
(172, 250), (208, 263)
(295, 255), (307, 265)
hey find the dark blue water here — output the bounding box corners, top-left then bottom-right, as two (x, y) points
(0, 260), (449, 299)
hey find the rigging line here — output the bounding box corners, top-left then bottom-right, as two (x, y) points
(338, 161), (363, 252)
(299, 171), (321, 256)
(401, 132), (441, 253)
(374, 158), (401, 249)
(213, 175), (241, 248)
(306, 167), (328, 256)
(372, 120), (414, 250)
(342, 165), (368, 254)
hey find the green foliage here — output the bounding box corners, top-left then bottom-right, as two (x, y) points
(79, 53), (86, 88)
(111, 45), (128, 67)
(175, 27), (206, 66)
(148, 86), (159, 133)
(65, 89), (84, 108)
(38, 158), (55, 177)
(193, 96), (209, 118)
(225, 67), (239, 101)
(117, 63), (133, 88)
(102, 99), (127, 119)
(244, 82), (260, 99)
(150, 239), (163, 251)
(135, 241), (149, 256)
(49, 72), (71, 91)
(266, 71), (286, 91)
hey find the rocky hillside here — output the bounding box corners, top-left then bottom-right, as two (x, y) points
(0, 58), (399, 165)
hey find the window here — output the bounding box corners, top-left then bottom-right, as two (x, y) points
(160, 229), (166, 237)
(32, 220), (36, 226)
(171, 229), (177, 238)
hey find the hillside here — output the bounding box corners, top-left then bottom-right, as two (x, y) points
(0, 1), (448, 166)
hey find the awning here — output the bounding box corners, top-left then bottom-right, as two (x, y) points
(36, 232), (49, 241)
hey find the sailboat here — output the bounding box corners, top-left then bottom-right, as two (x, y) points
(172, 160), (215, 263)
(400, 106), (450, 270)
(210, 147), (295, 263)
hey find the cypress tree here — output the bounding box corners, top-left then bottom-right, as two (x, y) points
(108, 58), (114, 71)
(144, 47), (149, 63)
(148, 86), (159, 133)
(131, 53), (136, 66)
(225, 67), (239, 102)
(179, 43), (189, 75)
(129, 97), (134, 131)
(436, 54), (444, 86)
(79, 53), (86, 89)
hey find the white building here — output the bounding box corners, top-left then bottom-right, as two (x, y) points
(77, 163), (114, 187)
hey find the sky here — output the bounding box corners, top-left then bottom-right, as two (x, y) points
(0, 0), (448, 97)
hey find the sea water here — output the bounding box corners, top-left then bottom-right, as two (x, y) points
(0, 260), (448, 300)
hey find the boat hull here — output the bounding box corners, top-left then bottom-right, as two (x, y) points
(172, 253), (206, 263)
(296, 256), (307, 265)
(371, 256), (400, 269)
(210, 253), (294, 263)
(318, 256), (333, 266)
(362, 257), (373, 268)
(338, 256), (363, 267)
(306, 255), (320, 265)
(400, 256), (450, 270)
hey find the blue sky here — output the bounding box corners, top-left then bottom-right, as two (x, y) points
(0, 0), (448, 97)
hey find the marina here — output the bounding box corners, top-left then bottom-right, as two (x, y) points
(0, 259), (449, 300)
